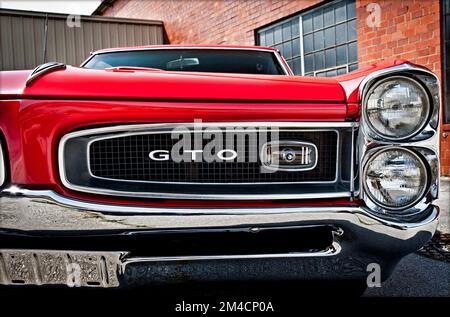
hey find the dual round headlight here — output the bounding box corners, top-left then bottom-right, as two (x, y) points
(364, 76), (430, 141)
(363, 147), (428, 211)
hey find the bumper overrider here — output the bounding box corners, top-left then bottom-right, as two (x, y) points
(0, 188), (439, 288)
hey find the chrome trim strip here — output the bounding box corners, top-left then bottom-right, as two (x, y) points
(1, 188), (350, 214)
(273, 50), (293, 76)
(59, 122), (357, 199)
(123, 246), (340, 264)
(0, 187), (439, 229)
(349, 125), (355, 199)
(0, 144), (4, 187)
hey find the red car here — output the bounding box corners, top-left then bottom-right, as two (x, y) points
(0, 45), (440, 292)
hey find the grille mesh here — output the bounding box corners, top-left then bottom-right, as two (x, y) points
(89, 130), (337, 183)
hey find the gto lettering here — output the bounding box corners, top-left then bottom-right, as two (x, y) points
(149, 150), (169, 161)
(149, 149), (238, 162)
(149, 119), (280, 166)
(217, 149), (238, 161)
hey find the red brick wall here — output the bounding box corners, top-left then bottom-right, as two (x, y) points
(102, 0), (323, 45)
(102, 0), (448, 175)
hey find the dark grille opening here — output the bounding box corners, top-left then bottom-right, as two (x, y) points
(89, 130), (337, 183)
(1, 226), (335, 257)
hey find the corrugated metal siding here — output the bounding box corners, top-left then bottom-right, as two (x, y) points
(0, 9), (164, 70)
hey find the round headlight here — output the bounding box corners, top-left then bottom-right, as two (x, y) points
(365, 76), (430, 140)
(364, 147), (428, 210)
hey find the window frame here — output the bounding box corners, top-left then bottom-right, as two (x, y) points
(256, 0), (357, 77)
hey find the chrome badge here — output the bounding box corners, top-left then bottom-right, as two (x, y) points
(261, 141), (318, 171)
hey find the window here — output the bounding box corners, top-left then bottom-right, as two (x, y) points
(83, 49), (285, 75)
(257, 0), (357, 77)
(443, 0), (450, 123)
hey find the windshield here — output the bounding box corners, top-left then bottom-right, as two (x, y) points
(83, 49), (286, 75)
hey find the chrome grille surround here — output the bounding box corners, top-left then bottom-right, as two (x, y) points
(357, 63), (440, 220)
(59, 122), (358, 200)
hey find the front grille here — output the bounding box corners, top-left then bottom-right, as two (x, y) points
(60, 123), (356, 200)
(88, 131), (337, 184)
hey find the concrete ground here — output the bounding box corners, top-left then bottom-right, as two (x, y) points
(364, 177), (450, 297)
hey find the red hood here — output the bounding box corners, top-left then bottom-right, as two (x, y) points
(0, 66), (346, 102)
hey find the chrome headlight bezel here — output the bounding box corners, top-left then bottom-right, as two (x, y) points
(357, 64), (440, 223)
(362, 146), (429, 212)
(359, 66), (440, 144)
(363, 76), (431, 142)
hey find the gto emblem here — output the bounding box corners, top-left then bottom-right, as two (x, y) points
(261, 140), (318, 171)
(149, 149), (238, 161)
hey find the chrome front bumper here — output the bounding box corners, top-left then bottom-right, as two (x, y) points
(0, 188), (439, 288)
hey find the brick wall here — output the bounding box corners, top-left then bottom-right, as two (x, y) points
(102, 0), (323, 45)
(102, 0), (448, 175)
(355, 0), (447, 176)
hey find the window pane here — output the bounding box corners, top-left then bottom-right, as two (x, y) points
(347, 1), (356, 19)
(283, 41), (293, 59)
(304, 34), (314, 53)
(303, 14), (313, 34)
(337, 67), (347, 75)
(274, 26), (282, 44)
(291, 19), (300, 37)
(326, 70), (337, 77)
(336, 23), (347, 44)
(314, 51), (325, 70)
(337, 45), (347, 65)
(282, 22), (291, 41)
(349, 63), (358, 72)
(325, 48), (336, 68)
(323, 6), (335, 27)
(266, 29), (274, 46)
(304, 54), (314, 73)
(324, 27), (335, 48)
(314, 30), (324, 50)
(347, 19), (357, 41)
(313, 10), (323, 29)
(292, 57), (301, 75)
(335, 2), (346, 23)
(292, 38), (300, 56)
(259, 34), (266, 46)
(348, 41), (357, 63)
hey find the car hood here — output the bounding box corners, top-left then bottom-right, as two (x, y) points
(1, 66), (346, 103)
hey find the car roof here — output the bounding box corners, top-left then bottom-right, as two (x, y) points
(92, 44), (278, 55)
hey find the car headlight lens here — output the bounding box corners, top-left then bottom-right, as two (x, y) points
(364, 148), (427, 210)
(365, 76), (430, 140)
